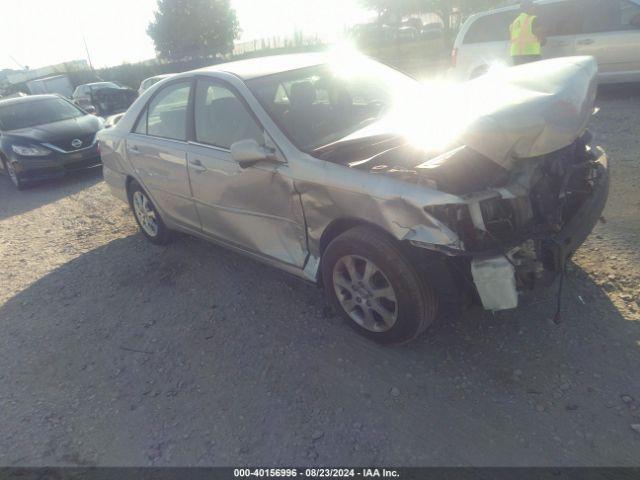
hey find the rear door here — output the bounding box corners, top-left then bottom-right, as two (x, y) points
(126, 80), (200, 231)
(574, 0), (640, 82)
(186, 77), (307, 267)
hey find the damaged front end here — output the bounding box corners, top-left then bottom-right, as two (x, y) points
(421, 136), (609, 310)
(337, 57), (609, 311)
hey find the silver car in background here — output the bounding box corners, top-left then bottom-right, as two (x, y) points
(451, 0), (640, 82)
(99, 53), (609, 344)
(138, 74), (175, 95)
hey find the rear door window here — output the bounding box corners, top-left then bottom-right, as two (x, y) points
(146, 81), (191, 141)
(194, 80), (263, 150)
(463, 11), (518, 44)
(133, 108), (148, 134)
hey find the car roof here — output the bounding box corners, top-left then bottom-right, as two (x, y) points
(192, 52), (328, 80)
(0, 94), (60, 107)
(467, 0), (571, 20)
(467, 0), (639, 20)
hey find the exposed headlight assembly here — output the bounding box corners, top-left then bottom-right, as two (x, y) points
(12, 144), (52, 157)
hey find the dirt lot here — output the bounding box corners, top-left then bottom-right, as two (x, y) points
(1, 86), (639, 467)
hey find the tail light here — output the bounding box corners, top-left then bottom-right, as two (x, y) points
(451, 47), (458, 67)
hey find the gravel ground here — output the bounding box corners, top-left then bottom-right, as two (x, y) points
(1, 86), (639, 467)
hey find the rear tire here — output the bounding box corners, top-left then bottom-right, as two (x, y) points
(322, 226), (438, 345)
(128, 181), (172, 245)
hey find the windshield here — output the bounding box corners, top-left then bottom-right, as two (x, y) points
(0, 97), (85, 131)
(246, 57), (418, 152)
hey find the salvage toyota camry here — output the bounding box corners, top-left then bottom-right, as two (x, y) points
(98, 53), (608, 344)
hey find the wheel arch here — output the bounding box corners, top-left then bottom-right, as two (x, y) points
(125, 175), (138, 201)
(317, 217), (468, 308)
(319, 217), (397, 257)
(316, 218), (399, 286)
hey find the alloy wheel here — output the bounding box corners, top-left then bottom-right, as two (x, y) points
(332, 255), (398, 332)
(132, 190), (159, 238)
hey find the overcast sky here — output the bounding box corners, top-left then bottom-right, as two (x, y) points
(0, 0), (373, 71)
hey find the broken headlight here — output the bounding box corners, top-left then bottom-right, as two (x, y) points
(424, 204), (476, 248)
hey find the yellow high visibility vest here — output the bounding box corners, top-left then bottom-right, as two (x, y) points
(510, 13), (541, 56)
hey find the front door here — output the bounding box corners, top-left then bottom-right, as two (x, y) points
(126, 80), (200, 231)
(186, 78), (308, 268)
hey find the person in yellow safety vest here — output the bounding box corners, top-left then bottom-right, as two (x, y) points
(510, 0), (545, 66)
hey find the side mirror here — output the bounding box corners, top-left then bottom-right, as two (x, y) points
(84, 105), (97, 115)
(230, 139), (278, 168)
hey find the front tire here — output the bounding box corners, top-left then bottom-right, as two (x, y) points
(322, 226), (438, 344)
(3, 159), (24, 190)
(128, 181), (171, 245)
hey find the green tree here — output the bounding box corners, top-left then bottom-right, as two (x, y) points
(148, 0), (240, 61)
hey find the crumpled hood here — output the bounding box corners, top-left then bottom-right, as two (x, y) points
(338, 56), (598, 169)
(451, 56), (598, 166)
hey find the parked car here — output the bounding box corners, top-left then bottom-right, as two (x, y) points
(72, 82), (138, 116)
(451, 0), (640, 82)
(139, 74), (175, 95)
(0, 94), (103, 189)
(351, 23), (393, 47)
(422, 22), (444, 40)
(395, 25), (420, 42)
(99, 53), (608, 344)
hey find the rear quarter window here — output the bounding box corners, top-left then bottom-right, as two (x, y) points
(463, 11), (518, 44)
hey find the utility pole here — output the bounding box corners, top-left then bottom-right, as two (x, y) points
(83, 34), (95, 71)
(9, 54), (26, 70)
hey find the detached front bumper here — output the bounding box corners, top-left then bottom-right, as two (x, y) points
(472, 147), (609, 311)
(12, 143), (101, 184)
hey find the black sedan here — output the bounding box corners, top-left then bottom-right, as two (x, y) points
(0, 95), (103, 189)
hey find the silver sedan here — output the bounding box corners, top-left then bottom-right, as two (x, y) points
(98, 53), (609, 344)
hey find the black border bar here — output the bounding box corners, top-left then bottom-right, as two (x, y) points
(2, 469), (640, 480)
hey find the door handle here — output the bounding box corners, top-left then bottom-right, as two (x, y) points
(578, 38), (594, 45)
(189, 159), (207, 173)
